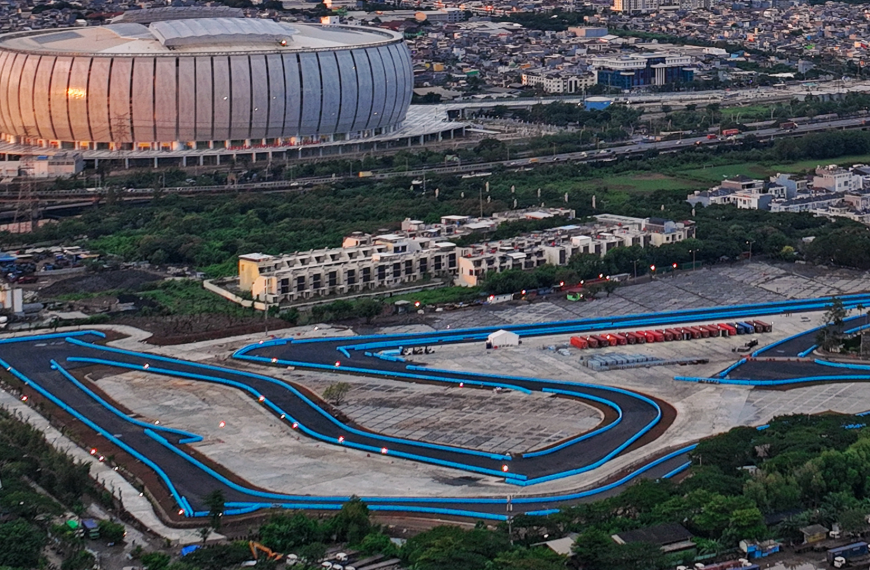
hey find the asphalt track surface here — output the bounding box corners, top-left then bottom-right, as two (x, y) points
(5, 293), (870, 521)
(683, 314), (870, 385)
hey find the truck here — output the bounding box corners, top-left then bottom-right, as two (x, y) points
(780, 121), (798, 130)
(707, 133), (718, 140)
(357, 171), (374, 178)
(721, 128), (741, 137)
(81, 519), (100, 539)
(827, 542), (869, 567)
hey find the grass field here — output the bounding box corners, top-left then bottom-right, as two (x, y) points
(602, 153), (870, 195)
(676, 163), (773, 184)
(721, 104), (776, 122)
(586, 173), (704, 193)
(765, 153), (870, 173)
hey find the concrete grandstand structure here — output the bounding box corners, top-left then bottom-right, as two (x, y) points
(0, 8), (447, 166)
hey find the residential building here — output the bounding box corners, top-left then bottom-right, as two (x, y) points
(770, 192), (842, 212)
(239, 236), (459, 303)
(521, 70), (596, 94)
(612, 0), (659, 13)
(238, 211), (694, 302)
(813, 164), (863, 193)
(769, 173), (806, 199)
(687, 175), (790, 210)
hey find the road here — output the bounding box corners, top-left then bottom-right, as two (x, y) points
(3, 294), (870, 522)
(3, 116), (865, 203)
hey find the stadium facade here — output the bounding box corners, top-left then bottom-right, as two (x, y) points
(0, 10), (414, 155)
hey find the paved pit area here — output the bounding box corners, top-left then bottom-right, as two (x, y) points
(335, 385), (600, 454)
(430, 261), (870, 330)
(412, 310), (870, 462)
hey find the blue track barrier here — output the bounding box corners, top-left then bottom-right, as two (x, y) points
(70, 355), (523, 481)
(797, 345), (819, 357)
(50, 360), (202, 444)
(717, 358), (747, 378)
(1, 356), (191, 516)
(64, 339), (515, 461)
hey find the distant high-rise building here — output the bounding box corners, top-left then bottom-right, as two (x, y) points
(612, 0), (659, 14)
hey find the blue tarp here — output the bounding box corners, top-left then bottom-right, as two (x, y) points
(180, 545), (201, 556)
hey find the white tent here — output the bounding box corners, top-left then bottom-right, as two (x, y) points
(487, 329), (520, 348)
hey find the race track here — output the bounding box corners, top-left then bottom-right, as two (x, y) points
(3, 293), (870, 521)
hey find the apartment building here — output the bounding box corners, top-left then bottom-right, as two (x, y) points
(239, 236), (458, 304)
(612, 0), (659, 13)
(521, 70), (596, 94)
(238, 211), (692, 303)
(455, 215), (689, 287)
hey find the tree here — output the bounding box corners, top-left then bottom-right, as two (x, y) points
(296, 542), (327, 564)
(817, 297), (847, 351)
(197, 526), (212, 544)
(357, 532), (400, 557)
(355, 298), (384, 324)
(323, 382), (352, 406)
(572, 528), (613, 568)
(722, 507), (767, 545)
(203, 489), (225, 530)
(0, 520), (45, 569)
(603, 542), (667, 570)
(61, 549), (96, 570)
(330, 496), (372, 544)
(259, 512), (323, 551)
(485, 547), (567, 570)
(98, 519), (126, 543)
(140, 552), (171, 570)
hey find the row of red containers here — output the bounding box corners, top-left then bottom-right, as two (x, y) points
(569, 321), (771, 349)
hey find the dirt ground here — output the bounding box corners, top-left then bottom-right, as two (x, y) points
(38, 269), (165, 297)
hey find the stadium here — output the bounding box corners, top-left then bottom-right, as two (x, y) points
(0, 8), (414, 157)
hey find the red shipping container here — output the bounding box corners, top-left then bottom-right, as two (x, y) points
(585, 336), (599, 348)
(570, 336), (588, 349)
(665, 328), (685, 340)
(612, 333), (628, 346)
(656, 329), (673, 341)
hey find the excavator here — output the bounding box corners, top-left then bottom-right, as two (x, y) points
(249, 541), (284, 562)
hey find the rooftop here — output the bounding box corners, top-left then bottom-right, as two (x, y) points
(0, 16), (400, 55)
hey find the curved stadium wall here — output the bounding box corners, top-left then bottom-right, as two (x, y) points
(0, 27), (412, 150)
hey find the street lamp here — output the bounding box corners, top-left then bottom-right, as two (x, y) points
(689, 248), (699, 270)
(650, 264), (656, 278)
(672, 262), (678, 277)
(746, 240), (754, 260)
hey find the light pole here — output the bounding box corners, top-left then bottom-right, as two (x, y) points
(632, 259), (640, 280)
(650, 264), (656, 279)
(689, 248), (698, 270)
(746, 240), (754, 260)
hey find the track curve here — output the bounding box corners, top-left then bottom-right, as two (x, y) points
(3, 293), (870, 521)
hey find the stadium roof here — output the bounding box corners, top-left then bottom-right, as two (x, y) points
(149, 18), (295, 48)
(112, 6), (245, 24)
(0, 19), (400, 55)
